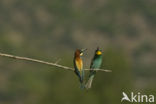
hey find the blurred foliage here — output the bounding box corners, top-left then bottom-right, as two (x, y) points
(0, 0), (156, 104)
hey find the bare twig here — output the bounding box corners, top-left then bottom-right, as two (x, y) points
(54, 58), (61, 64)
(0, 52), (112, 72)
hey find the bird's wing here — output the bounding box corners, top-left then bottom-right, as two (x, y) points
(90, 55), (96, 69)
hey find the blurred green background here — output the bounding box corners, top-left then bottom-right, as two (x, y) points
(0, 0), (156, 104)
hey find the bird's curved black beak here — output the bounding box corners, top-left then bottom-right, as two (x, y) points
(81, 48), (87, 52)
(80, 49), (87, 56)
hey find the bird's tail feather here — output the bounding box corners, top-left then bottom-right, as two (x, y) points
(80, 70), (85, 89)
(85, 75), (94, 89)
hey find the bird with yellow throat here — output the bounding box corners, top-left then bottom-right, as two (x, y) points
(73, 49), (86, 89)
(85, 47), (102, 89)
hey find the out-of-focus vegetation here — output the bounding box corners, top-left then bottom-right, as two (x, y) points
(0, 0), (156, 104)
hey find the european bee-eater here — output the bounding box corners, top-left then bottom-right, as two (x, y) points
(73, 49), (86, 88)
(85, 47), (102, 89)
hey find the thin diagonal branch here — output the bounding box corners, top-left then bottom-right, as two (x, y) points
(54, 58), (61, 64)
(0, 52), (112, 72)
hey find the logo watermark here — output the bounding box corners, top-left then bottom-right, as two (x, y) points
(121, 92), (155, 103)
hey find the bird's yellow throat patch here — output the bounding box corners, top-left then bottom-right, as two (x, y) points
(96, 51), (102, 55)
(80, 53), (83, 56)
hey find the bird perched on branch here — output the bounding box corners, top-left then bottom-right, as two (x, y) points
(85, 47), (102, 89)
(73, 49), (86, 89)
